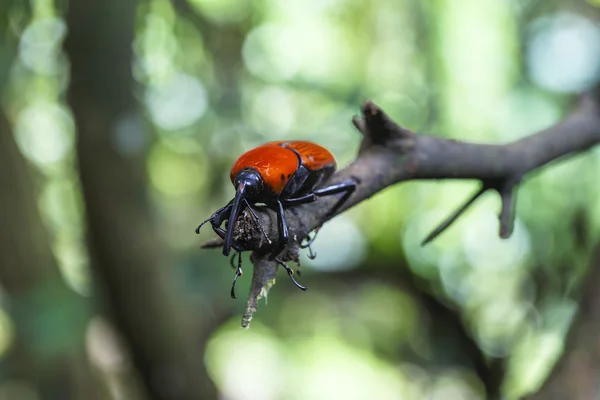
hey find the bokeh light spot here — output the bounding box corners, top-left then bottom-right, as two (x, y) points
(242, 22), (354, 87)
(113, 111), (149, 156)
(145, 72), (208, 130)
(189, 0), (252, 24)
(300, 216), (367, 272)
(14, 102), (74, 166)
(147, 143), (207, 196)
(245, 86), (296, 137)
(0, 308), (15, 360)
(19, 17), (66, 76)
(462, 213), (530, 271)
(527, 13), (600, 93)
(205, 323), (285, 400)
(290, 336), (413, 400)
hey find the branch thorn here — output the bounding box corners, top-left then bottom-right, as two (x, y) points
(421, 185), (488, 246)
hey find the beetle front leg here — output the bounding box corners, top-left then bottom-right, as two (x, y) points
(195, 199), (234, 234)
(212, 226), (247, 253)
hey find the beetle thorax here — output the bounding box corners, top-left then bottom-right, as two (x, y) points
(233, 168), (264, 197)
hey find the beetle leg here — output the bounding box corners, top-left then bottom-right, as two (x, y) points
(300, 227), (320, 259)
(274, 258), (308, 291)
(230, 252), (243, 299)
(305, 245), (317, 260)
(203, 199), (269, 252)
(281, 193), (317, 206)
(268, 200), (288, 260)
(300, 227), (320, 248)
(195, 200), (234, 234)
(312, 181), (357, 219)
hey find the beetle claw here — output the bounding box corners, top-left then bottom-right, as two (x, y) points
(230, 267), (243, 299)
(300, 228), (320, 260)
(274, 258), (308, 291)
(230, 252), (243, 299)
(288, 271), (308, 291)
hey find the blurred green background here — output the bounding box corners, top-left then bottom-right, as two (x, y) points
(1, 0), (600, 399)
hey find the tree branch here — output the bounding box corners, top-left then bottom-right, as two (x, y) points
(201, 86), (600, 326)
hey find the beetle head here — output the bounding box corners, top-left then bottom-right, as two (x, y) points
(223, 169), (264, 256)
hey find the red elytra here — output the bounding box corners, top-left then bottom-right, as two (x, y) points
(196, 140), (357, 298)
(230, 141), (338, 196)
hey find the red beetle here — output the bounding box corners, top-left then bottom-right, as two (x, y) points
(196, 140), (357, 296)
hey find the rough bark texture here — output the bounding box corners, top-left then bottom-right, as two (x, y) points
(64, 1), (216, 399)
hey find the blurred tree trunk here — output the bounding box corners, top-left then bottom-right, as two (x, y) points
(64, 1), (216, 399)
(0, 109), (101, 399)
(527, 246), (600, 400)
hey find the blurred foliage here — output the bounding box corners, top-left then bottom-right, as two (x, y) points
(1, 0), (600, 399)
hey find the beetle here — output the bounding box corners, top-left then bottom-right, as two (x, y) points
(196, 140), (357, 295)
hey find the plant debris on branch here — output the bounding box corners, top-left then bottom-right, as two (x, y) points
(201, 85), (600, 328)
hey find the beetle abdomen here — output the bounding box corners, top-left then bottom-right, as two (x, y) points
(274, 140), (337, 171)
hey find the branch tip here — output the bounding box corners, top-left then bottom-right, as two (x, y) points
(365, 102), (411, 136)
(498, 187), (517, 238)
(242, 254), (278, 328)
(362, 100), (381, 117)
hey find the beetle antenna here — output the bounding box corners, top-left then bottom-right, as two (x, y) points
(243, 199), (272, 244)
(194, 218), (211, 234)
(223, 185), (246, 256)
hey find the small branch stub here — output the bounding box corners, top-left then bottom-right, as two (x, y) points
(356, 101), (415, 154)
(241, 254), (278, 328)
